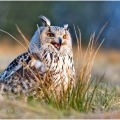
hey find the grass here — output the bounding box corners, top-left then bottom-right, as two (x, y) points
(1, 79), (120, 119)
(0, 23), (120, 118)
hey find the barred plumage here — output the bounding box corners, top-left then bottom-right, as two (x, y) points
(0, 15), (75, 96)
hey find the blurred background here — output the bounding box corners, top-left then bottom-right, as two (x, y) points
(0, 1), (120, 85)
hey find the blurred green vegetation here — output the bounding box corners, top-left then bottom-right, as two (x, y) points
(0, 1), (54, 40)
(0, 1), (120, 48)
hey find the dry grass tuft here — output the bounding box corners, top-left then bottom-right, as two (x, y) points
(74, 22), (108, 85)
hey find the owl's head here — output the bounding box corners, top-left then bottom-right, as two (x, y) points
(29, 16), (72, 54)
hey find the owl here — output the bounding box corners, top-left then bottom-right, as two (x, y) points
(0, 16), (75, 96)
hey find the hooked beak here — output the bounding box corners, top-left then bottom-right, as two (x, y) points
(51, 38), (62, 51)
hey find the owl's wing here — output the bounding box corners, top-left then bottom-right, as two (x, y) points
(0, 52), (31, 81)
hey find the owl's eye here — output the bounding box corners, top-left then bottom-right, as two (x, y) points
(63, 35), (67, 39)
(47, 33), (54, 37)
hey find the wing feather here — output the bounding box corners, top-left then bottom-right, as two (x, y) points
(0, 52), (31, 80)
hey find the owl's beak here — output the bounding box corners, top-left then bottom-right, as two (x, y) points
(58, 38), (62, 46)
(51, 38), (62, 51)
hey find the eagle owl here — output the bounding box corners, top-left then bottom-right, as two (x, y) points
(0, 16), (75, 96)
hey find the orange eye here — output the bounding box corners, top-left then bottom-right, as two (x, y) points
(63, 35), (67, 39)
(47, 33), (54, 37)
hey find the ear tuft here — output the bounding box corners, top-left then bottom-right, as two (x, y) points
(64, 24), (70, 30)
(38, 15), (51, 27)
